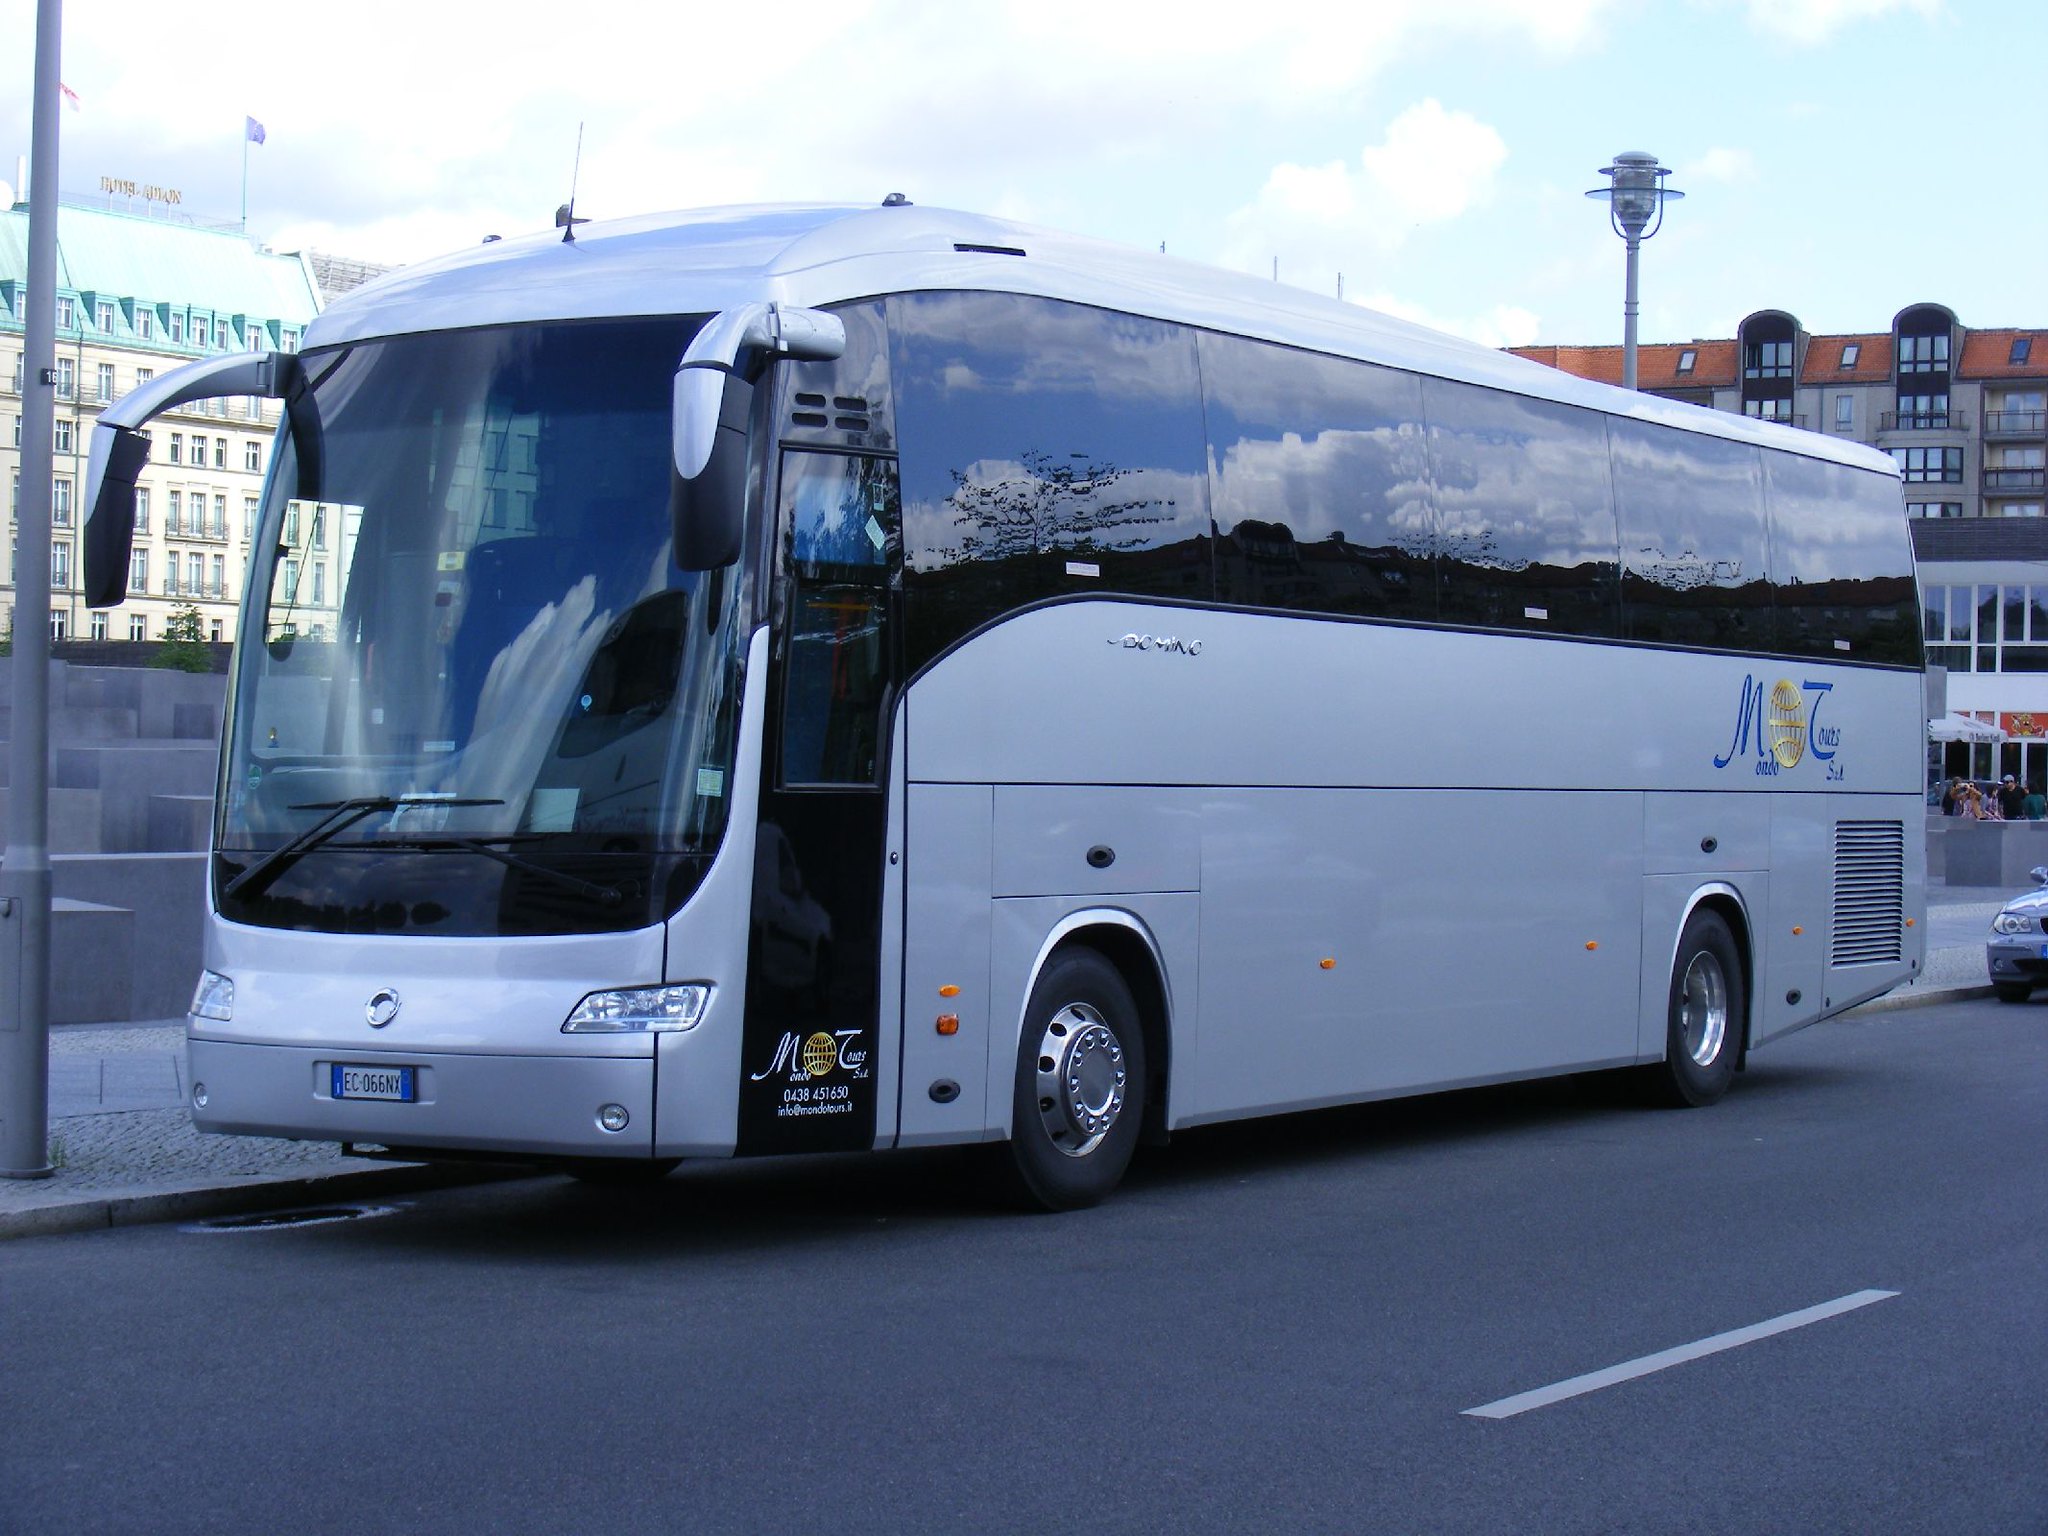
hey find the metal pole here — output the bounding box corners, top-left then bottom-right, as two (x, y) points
(1, 0), (63, 1180)
(1621, 234), (1640, 393)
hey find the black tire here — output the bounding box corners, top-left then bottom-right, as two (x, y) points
(564, 1157), (681, 1185)
(997, 947), (1147, 1212)
(1641, 909), (1744, 1108)
(1993, 982), (2033, 1004)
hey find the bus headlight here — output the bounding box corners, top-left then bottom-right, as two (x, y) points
(1992, 912), (2035, 936)
(190, 970), (235, 1022)
(562, 984), (712, 1033)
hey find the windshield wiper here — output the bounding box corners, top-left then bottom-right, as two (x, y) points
(362, 834), (625, 907)
(222, 796), (506, 900)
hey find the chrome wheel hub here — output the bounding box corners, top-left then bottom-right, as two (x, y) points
(1034, 1002), (1127, 1158)
(1679, 951), (1729, 1067)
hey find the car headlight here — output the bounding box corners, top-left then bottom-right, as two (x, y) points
(1992, 912), (2036, 936)
(189, 970), (234, 1022)
(562, 984), (712, 1033)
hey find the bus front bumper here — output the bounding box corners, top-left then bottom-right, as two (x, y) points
(186, 1037), (657, 1158)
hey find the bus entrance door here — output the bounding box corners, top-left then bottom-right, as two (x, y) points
(736, 451), (901, 1154)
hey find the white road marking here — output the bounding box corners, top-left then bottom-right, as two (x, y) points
(1463, 1289), (1899, 1420)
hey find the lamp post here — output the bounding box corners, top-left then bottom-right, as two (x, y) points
(1585, 151), (1683, 392)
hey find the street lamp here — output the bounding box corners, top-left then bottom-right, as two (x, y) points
(1585, 151), (1683, 392)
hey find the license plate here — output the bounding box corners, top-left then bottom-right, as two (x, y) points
(331, 1064), (416, 1102)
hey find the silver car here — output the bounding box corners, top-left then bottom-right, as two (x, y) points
(1987, 866), (2048, 1003)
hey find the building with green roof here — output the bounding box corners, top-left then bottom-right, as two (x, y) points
(2, 198), (321, 644)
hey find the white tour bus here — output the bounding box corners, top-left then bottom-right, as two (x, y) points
(82, 201), (1927, 1208)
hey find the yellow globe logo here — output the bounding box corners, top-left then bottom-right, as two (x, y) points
(801, 1031), (839, 1078)
(1767, 679), (1805, 769)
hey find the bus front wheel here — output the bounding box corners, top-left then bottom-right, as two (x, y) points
(1642, 909), (1743, 1108)
(998, 948), (1147, 1212)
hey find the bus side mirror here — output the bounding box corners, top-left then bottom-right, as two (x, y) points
(671, 372), (753, 571)
(82, 424), (153, 607)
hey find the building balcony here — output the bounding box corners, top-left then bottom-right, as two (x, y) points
(1881, 409), (1969, 432)
(1984, 409), (2047, 441)
(1984, 467), (2047, 494)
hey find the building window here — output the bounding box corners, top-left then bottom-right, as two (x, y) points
(169, 431), (183, 466)
(90, 610), (108, 640)
(95, 300), (114, 333)
(52, 476), (72, 526)
(311, 506), (326, 547)
(168, 312), (185, 345)
(95, 361), (115, 402)
(2000, 503), (2045, 518)
(53, 418), (73, 454)
(1743, 340), (1793, 379)
(242, 496), (258, 539)
(54, 358), (74, 398)
(48, 611), (66, 641)
(1906, 502), (1964, 519)
(209, 619), (223, 642)
(1892, 446), (1963, 482)
(1898, 333), (1949, 373)
(55, 296), (74, 329)
(313, 563), (326, 604)
(188, 553), (204, 594)
(132, 488), (150, 533)
(1743, 398), (1794, 422)
(2014, 338), (2033, 366)
(51, 541), (70, 590)
(133, 307), (153, 342)
(210, 554), (225, 597)
(167, 490), (182, 533)
(129, 549), (147, 593)
(213, 437), (227, 470)
(128, 614), (146, 641)
(192, 317), (210, 350)
(244, 441), (262, 473)
(280, 328), (300, 353)
(1896, 391), (1949, 428)
(135, 366), (152, 387)
(1840, 343), (1860, 368)
(212, 494), (227, 537)
(1676, 349), (1696, 375)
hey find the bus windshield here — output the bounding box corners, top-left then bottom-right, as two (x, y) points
(217, 316), (748, 936)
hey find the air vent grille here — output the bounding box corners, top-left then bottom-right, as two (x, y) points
(1831, 820), (1905, 966)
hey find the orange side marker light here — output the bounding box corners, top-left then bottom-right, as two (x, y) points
(938, 984), (961, 998)
(1319, 958), (1336, 970)
(936, 1015), (959, 1036)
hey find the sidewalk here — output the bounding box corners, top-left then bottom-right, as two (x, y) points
(0, 887), (2014, 1240)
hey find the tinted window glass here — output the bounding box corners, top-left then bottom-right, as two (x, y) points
(1609, 417), (1772, 652)
(1763, 452), (1921, 665)
(1201, 334), (1433, 621)
(890, 292), (1210, 673)
(1423, 379), (1619, 637)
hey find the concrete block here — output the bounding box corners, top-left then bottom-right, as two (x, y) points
(170, 701), (222, 741)
(50, 897), (135, 1026)
(1941, 821), (2048, 888)
(147, 794), (215, 853)
(52, 743), (219, 854)
(52, 852), (208, 1019)
(0, 786), (104, 853)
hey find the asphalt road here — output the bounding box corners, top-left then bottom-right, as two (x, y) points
(3, 999), (2042, 1536)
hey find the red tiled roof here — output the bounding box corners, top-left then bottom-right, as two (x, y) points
(1959, 329), (2048, 380)
(1509, 340), (1736, 390)
(1803, 333), (1891, 382)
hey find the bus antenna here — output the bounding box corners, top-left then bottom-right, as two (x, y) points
(555, 123), (588, 242)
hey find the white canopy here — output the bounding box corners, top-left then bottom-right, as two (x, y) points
(1929, 712), (2000, 744)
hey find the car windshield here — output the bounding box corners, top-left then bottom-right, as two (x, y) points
(216, 316), (747, 935)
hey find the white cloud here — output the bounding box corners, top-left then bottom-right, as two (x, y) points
(1737, 0), (1943, 45)
(1218, 100), (1509, 287)
(1682, 147), (1757, 185)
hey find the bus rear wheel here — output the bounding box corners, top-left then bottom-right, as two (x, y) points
(1641, 909), (1743, 1108)
(998, 948), (1147, 1212)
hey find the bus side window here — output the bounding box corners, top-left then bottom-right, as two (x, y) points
(1611, 418), (1773, 652)
(1423, 377), (1621, 640)
(1764, 450), (1921, 665)
(779, 452), (899, 786)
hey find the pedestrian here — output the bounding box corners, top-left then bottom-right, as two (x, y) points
(2026, 782), (2047, 821)
(1963, 783), (1991, 820)
(1999, 775), (2026, 821)
(1942, 777), (1963, 815)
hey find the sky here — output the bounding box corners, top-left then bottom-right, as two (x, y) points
(2, 0), (2037, 350)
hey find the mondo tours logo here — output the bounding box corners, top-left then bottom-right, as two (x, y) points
(1714, 675), (1844, 781)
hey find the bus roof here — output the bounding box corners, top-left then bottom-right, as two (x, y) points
(310, 202), (1900, 477)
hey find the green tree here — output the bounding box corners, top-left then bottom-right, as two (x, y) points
(151, 603), (214, 673)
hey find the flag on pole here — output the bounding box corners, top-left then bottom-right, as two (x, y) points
(245, 116), (266, 146)
(59, 83), (80, 111)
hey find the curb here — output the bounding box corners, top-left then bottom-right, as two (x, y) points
(0, 1159), (529, 1243)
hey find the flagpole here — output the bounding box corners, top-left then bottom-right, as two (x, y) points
(240, 128), (249, 231)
